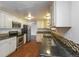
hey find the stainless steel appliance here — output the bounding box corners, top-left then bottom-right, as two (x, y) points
(12, 21), (21, 28)
(17, 35), (24, 48)
(21, 25), (31, 42)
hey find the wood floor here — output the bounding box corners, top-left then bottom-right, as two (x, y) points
(8, 41), (41, 57)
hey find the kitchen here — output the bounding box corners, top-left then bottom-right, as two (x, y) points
(0, 1), (79, 57)
(0, 10), (32, 56)
(0, 1), (73, 57)
(0, 1), (51, 57)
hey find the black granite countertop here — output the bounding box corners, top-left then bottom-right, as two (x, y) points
(51, 31), (79, 56)
(0, 36), (16, 41)
(0, 33), (25, 41)
(0, 33), (16, 41)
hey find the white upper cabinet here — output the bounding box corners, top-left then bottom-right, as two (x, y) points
(0, 11), (12, 28)
(6, 15), (12, 28)
(4, 13), (11, 28)
(0, 10), (23, 29)
(52, 1), (71, 27)
(0, 12), (5, 28)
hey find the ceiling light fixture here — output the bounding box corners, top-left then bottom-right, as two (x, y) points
(44, 13), (51, 19)
(25, 13), (34, 20)
(46, 49), (51, 55)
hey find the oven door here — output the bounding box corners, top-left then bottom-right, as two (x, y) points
(17, 36), (24, 48)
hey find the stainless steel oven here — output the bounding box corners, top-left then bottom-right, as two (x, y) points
(17, 35), (24, 48)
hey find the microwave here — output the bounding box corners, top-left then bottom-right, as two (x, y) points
(12, 21), (21, 28)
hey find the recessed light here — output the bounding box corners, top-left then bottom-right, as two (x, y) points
(44, 13), (51, 19)
(46, 50), (51, 54)
(25, 13), (34, 20)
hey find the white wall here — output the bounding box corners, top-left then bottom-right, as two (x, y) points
(65, 2), (79, 43)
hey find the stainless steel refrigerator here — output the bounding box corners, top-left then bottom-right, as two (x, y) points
(22, 25), (31, 42)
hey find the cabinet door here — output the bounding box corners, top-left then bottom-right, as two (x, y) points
(0, 13), (2, 28)
(0, 12), (12, 28)
(0, 39), (10, 57)
(24, 34), (26, 44)
(54, 1), (71, 27)
(6, 15), (12, 28)
(36, 34), (43, 42)
(0, 37), (16, 57)
(4, 14), (7, 28)
(0, 12), (5, 28)
(9, 37), (16, 54)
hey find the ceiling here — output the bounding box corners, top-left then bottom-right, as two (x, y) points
(0, 1), (52, 20)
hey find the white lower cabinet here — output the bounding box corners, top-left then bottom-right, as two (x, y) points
(9, 37), (16, 55)
(36, 34), (43, 42)
(24, 34), (26, 44)
(0, 37), (16, 57)
(0, 39), (10, 57)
